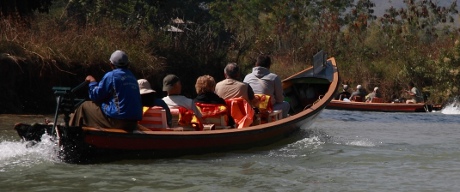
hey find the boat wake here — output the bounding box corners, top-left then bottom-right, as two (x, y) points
(441, 96), (460, 115)
(268, 136), (325, 158)
(0, 134), (59, 172)
(345, 139), (376, 147)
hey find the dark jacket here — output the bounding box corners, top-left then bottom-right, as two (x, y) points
(194, 92), (235, 127)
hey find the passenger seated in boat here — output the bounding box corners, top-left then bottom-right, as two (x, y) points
(243, 54), (290, 118)
(162, 74), (203, 123)
(334, 84), (351, 100)
(350, 85), (367, 102)
(365, 87), (382, 102)
(69, 50), (142, 131)
(138, 79), (172, 127)
(194, 75), (235, 128)
(215, 63), (258, 107)
(405, 82), (424, 104)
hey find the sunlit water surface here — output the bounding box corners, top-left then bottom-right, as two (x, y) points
(1, 102), (460, 191)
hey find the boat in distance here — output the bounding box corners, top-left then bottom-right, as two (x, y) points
(327, 99), (433, 112)
(14, 52), (340, 163)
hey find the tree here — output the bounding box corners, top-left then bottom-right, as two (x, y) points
(0, 0), (53, 18)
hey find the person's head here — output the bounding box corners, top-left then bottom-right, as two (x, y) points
(109, 50), (129, 68)
(195, 75), (216, 95)
(224, 63), (240, 79)
(357, 85), (362, 90)
(343, 84), (349, 91)
(255, 54), (271, 68)
(163, 74), (181, 94)
(374, 87), (379, 92)
(408, 82), (415, 88)
(138, 79), (156, 106)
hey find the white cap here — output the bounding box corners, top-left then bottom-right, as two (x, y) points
(109, 50), (129, 67)
(357, 85), (362, 89)
(138, 79), (155, 94)
(374, 87), (379, 91)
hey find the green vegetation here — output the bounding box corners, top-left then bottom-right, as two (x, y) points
(1, 0), (459, 113)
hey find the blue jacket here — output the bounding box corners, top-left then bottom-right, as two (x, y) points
(88, 68), (142, 121)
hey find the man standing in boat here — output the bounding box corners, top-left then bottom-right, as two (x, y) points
(69, 50), (143, 131)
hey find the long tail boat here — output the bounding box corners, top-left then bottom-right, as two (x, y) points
(327, 100), (433, 112)
(14, 51), (339, 163)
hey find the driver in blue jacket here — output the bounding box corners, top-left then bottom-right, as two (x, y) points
(69, 50), (142, 131)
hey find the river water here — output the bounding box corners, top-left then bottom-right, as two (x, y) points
(1, 103), (460, 192)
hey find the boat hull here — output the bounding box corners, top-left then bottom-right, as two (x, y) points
(55, 107), (322, 162)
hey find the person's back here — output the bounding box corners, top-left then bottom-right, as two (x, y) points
(350, 85), (366, 101)
(194, 75), (227, 105)
(243, 54), (290, 118)
(194, 75), (234, 127)
(92, 68), (141, 120)
(215, 63), (256, 106)
(70, 50), (142, 131)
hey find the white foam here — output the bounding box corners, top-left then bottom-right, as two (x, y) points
(346, 139), (376, 147)
(270, 136), (325, 158)
(441, 105), (460, 115)
(0, 134), (59, 171)
(441, 97), (460, 115)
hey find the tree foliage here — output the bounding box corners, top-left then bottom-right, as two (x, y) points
(0, 0), (52, 18)
(1, 0), (460, 109)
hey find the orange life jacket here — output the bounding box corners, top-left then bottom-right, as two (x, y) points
(225, 98), (254, 128)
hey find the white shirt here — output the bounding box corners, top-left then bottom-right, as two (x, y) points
(162, 95), (202, 118)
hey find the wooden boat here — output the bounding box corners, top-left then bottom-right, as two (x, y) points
(14, 52), (339, 163)
(327, 99), (433, 112)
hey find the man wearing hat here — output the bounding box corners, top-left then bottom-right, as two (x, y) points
(162, 74), (202, 119)
(69, 50), (142, 131)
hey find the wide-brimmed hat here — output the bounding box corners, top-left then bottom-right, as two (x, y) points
(138, 79), (155, 94)
(109, 50), (129, 67)
(163, 74), (180, 91)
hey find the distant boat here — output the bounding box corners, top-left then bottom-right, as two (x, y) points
(327, 99), (433, 112)
(14, 52), (339, 163)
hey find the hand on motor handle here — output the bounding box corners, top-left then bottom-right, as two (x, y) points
(85, 75), (96, 83)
